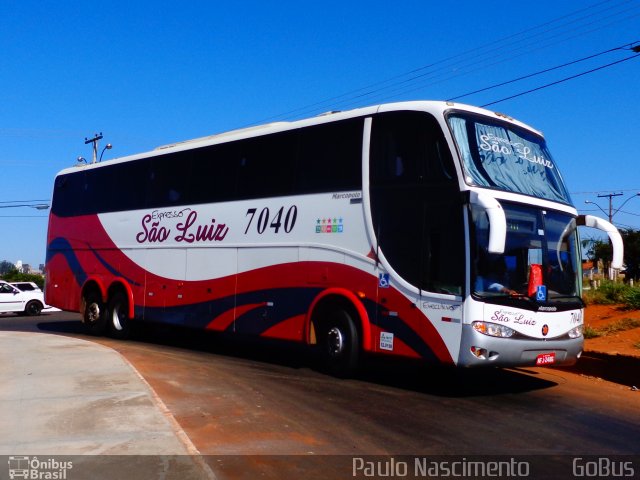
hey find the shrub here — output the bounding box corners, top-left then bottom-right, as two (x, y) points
(583, 326), (602, 339)
(623, 288), (640, 310)
(583, 281), (632, 305)
(598, 281), (632, 303)
(1, 271), (44, 289)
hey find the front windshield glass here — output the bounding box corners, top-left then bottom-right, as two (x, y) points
(448, 113), (571, 204)
(472, 202), (581, 303)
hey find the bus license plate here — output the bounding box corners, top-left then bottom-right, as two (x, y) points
(536, 353), (556, 366)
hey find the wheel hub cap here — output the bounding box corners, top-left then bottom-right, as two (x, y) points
(327, 327), (344, 356)
(87, 303), (100, 323)
(112, 305), (124, 331)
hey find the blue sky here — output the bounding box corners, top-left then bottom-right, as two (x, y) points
(1, 0), (639, 266)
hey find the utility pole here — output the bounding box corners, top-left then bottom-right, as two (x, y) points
(585, 191), (640, 281)
(594, 192), (623, 281)
(597, 192), (623, 223)
(85, 133), (103, 164)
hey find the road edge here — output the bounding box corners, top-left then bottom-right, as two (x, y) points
(110, 347), (218, 480)
(558, 350), (640, 388)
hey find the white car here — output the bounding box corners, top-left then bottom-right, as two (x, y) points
(0, 280), (46, 316)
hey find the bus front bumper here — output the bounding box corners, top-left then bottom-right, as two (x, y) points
(458, 324), (583, 368)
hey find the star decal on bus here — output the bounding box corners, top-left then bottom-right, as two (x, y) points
(316, 217), (344, 233)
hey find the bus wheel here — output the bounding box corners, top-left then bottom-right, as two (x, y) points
(318, 308), (360, 377)
(24, 300), (43, 316)
(108, 292), (131, 339)
(83, 291), (107, 336)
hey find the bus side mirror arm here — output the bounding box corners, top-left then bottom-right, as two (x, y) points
(470, 192), (506, 254)
(577, 215), (624, 269)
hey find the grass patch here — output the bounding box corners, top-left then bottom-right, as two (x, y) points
(583, 281), (632, 305)
(583, 325), (602, 339)
(585, 318), (640, 339)
(598, 318), (640, 335)
(583, 281), (640, 310)
(623, 288), (640, 310)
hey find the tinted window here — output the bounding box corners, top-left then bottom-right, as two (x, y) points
(189, 142), (238, 204)
(51, 118), (364, 217)
(297, 119), (363, 193)
(448, 112), (571, 204)
(148, 151), (192, 207)
(370, 111), (464, 295)
(236, 131), (297, 199)
(13, 283), (38, 291)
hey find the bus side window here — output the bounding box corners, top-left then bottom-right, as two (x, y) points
(236, 131), (296, 200)
(147, 151), (191, 207)
(190, 142), (239, 204)
(297, 119), (363, 194)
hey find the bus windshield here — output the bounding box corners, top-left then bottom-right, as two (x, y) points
(448, 113), (571, 204)
(472, 203), (581, 304)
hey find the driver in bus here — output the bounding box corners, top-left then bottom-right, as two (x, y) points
(474, 253), (518, 295)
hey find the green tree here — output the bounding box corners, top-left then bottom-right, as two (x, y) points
(1, 271), (44, 288)
(0, 260), (17, 276)
(586, 238), (611, 267)
(586, 229), (640, 282)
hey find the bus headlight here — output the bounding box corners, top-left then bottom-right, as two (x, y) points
(568, 325), (583, 339)
(472, 321), (516, 338)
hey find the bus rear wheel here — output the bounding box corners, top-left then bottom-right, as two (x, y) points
(83, 291), (107, 335)
(108, 292), (131, 339)
(317, 308), (360, 377)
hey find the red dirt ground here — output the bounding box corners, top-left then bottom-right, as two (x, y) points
(584, 304), (640, 358)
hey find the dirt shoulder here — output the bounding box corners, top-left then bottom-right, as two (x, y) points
(583, 304), (640, 358)
(561, 304), (640, 387)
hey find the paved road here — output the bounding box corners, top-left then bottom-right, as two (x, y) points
(3, 311), (640, 479)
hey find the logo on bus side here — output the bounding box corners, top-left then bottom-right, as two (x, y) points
(491, 309), (537, 326)
(316, 217), (344, 233)
(136, 209), (229, 244)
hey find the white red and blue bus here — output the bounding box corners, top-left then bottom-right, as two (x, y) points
(45, 101), (623, 375)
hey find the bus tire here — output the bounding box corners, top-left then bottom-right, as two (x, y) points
(107, 291), (131, 339)
(83, 290), (107, 336)
(24, 300), (43, 316)
(317, 308), (360, 377)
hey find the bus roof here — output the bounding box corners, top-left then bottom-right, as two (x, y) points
(57, 100), (541, 176)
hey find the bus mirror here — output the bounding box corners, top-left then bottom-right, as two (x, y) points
(577, 215), (624, 269)
(471, 192), (506, 254)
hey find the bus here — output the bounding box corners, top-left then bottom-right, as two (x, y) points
(45, 101), (623, 375)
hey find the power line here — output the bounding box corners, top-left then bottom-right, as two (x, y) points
(572, 188), (640, 194)
(447, 42), (637, 101)
(338, 14), (640, 111)
(618, 210), (640, 217)
(248, 0), (639, 123)
(335, 5), (640, 111)
(480, 53), (640, 107)
(582, 209), (640, 217)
